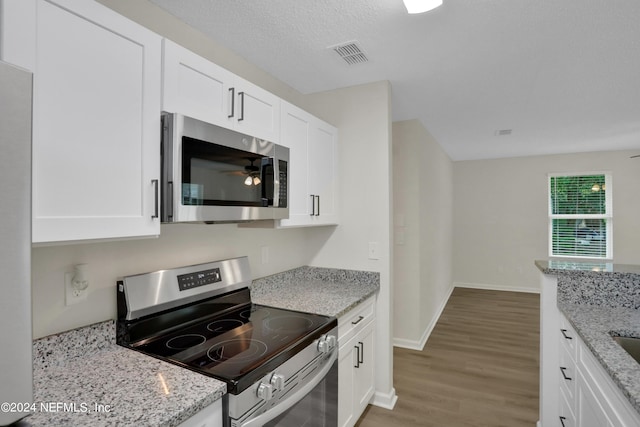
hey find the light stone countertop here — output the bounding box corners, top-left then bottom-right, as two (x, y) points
(250, 266), (380, 318)
(25, 265), (378, 427)
(536, 260), (640, 414)
(25, 320), (226, 427)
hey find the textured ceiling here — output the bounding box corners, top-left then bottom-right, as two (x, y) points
(150, 0), (640, 161)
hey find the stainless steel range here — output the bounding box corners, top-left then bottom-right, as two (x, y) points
(116, 257), (338, 427)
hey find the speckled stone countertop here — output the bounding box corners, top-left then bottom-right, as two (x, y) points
(536, 260), (640, 414)
(250, 266), (379, 317)
(24, 265), (377, 426)
(26, 320), (225, 427)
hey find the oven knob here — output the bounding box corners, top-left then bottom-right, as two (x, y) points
(318, 337), (330, 354)
(257, 382), (273, 401)
(327, 335), (337, 350)
(270, 373), (285, 390)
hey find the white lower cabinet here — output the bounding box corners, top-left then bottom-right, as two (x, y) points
(338, 297), (376, 427)
(540, 272), (640, 427)
(178, 400), (222, 427)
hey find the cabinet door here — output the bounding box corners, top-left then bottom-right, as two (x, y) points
(162, 39), (235, 128)
(577, 369), (614, 427)
(278, 103), (339, 228)
(338, 340), (356, 427)
(234, 77), (280, 143)
(4, 0), (161, 243)
(309, 120), (339, 225)
(354, 321), (375, 414)
(279, 102), (312, 226)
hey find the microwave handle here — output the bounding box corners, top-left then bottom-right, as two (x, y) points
(239, 350), (337, 427)
(272, 158), (280, 208)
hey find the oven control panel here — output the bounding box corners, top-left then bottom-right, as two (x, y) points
(177, 268), (221, 291)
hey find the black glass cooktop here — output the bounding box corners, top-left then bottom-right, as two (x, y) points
(132, 303), (335, 393)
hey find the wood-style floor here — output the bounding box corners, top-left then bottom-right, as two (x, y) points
(355, 287), (540, 427)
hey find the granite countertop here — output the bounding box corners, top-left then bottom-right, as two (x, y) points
(250, 265), (380, 318)
(27, 265), (378, 427)
(537, 260), (640, 414)
(26, 320), (225, 427)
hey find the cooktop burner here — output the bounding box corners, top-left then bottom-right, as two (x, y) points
(131, 303), (333, 390)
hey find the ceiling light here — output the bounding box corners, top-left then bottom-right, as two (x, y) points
(244, 176), (252, 186)
(403, 0), (443, 14)
(253, 176), (261, 185)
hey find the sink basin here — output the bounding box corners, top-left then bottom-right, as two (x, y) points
(612, 336), (640, 364)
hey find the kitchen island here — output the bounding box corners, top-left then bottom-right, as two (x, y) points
(536, 260), (640, 426)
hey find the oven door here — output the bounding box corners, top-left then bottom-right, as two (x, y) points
(236, 352), (338, 427)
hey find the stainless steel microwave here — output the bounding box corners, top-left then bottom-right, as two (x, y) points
(160, 113), (288, 223)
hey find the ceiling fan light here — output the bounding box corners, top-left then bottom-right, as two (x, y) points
(244, 176), (253, 186)
(403, 0), (443, 14)
(253, 176), (261, 185)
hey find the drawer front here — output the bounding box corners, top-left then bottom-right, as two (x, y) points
(559, 387), (576, 427)
(559, 315), (578, 360)
(559, 342), (577, 403)
(338, 296), (375, 344)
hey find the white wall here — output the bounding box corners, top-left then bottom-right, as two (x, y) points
(392, 120), (454, 350)
(32, 225), (318, 338)
(453, 150), (640, 292)
(302, 81), (397, 408)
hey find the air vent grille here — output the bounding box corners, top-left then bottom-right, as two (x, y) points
(495, 129), (513, 136)
(330, 41), (369, 65)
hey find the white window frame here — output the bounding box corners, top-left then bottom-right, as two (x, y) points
(548, 171), (613, 260)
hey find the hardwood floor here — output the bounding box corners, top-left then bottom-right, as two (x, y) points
(355, 287), (540, 427)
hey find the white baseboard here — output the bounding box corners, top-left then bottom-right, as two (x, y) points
(371, 387), (398, 410)
(393, 285), (454, 351)
(454, 281), (540, 294)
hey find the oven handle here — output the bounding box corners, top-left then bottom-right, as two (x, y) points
(239, 350), (338, 427)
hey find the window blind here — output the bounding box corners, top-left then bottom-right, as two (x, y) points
(549, 174), (611, 259)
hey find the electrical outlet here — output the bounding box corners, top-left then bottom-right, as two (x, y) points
(65, 272), (87, 306)
(368, 242), (379, 260)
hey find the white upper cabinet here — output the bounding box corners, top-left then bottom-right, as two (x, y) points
(1, 0), (162, 243)
(278, 101), (339, 228)
(162, 40), (280, 143)
(162, 39), (235, 129)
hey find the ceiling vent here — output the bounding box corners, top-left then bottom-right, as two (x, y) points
(329, 41), (369, 65)
(495, 129), (513, 136)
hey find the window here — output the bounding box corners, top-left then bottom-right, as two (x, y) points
(548, 173), (612, 259)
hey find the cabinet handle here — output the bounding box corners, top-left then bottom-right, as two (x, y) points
(228, 87), (235, 118)
(310, 194), (315, 216)
(560, 367), (572, 381)
(559, 416), (567, 427)
(351, 316), (364, 325)
(354, 345), (360, 368)
(151, 179), (159, 219)
(168, 181), (174, 220)
(358, 341), (364, 364)
(238, 91), (245, 121)
(561, 329), (573, 340)
(315, 195), (320, 216)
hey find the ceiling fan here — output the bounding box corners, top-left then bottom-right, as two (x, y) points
(224, 157), (262, 186)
